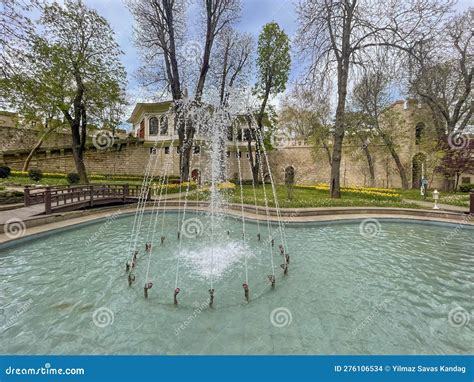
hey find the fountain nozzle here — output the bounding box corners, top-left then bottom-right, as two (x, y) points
(145, 243), (151, 252)
(280, 263), (288, 276)
(209, 289), (215, 308)
(242, 283), (249, 302)
(161, 236), (165, 244)
(257, 233), (261, 241)
(267, 275), (275, 289)
(174, 288), (181, 305)
(144, 282), (153, 298)
(128, 273), (135, 287)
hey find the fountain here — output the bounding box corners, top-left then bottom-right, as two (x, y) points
(123, 95), (290, 307)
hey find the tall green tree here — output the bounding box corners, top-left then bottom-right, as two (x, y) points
(1, 0), (126, 183)
(248, 22), (290, 183)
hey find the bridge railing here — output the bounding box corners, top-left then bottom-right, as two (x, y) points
(24, 184), (143, 214)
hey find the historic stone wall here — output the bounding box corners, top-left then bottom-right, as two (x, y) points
(0, 125), (74, 152)
(0, 101), (457, 189)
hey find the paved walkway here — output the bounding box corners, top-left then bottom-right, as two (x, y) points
(403, 198), (469, 213)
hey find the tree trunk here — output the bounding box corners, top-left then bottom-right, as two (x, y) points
(330, 71), (348, 198)
(244, 117), (260, 185)
(23, 119), (55, 171)
(23, 136), (45, 171)
(454, 173), (460, 191)
(362, 144), (376, 187)
(379, 132), (408, 189)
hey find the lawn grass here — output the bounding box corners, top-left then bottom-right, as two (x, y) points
(1, 175), (468, 208)
(396, 188), (470, 207)
(224, 185), (422, 209)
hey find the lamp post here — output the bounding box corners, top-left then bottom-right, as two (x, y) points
(432, 189), (440, 210)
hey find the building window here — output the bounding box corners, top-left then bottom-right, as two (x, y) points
(237, 129), (243, 141)
(246, 152), (250, 158)
(160, 115), (168, 135)
(149, 117), (159, 136)
(226, 151), (230, 158)
(177, 146), (180, 153)
(150, 147), (157, 155)
(164, 146), (170, 154)
(236, 151), (241, 158)
(461, 177), (471, 184)
(415, 122), (424, 145)
(193, 145), (200, 154)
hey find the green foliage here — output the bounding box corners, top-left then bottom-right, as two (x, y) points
(0, 166), (11, 178)
(1, 0), (127, 182)
(256, 22), (291, 97)
(459, 183), (474, 193)
(66, 172), (81, 184)
(28, 169), (43, 182)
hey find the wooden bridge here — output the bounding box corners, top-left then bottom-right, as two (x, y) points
(24, 184), (144, 215)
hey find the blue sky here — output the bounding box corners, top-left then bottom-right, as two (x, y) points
(83, 0), (298, 100)
(82, 0), (471, 116)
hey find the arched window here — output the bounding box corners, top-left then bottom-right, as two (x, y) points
(160, 115), (168, 135)
(415, 122), (425, 145)
(149, 117), (158, 136)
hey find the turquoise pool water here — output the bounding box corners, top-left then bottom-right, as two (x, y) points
(0, 212), (473, 354)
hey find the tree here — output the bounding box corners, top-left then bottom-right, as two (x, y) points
(2, 0), (127, 183)
(343, 111), (377, 187)
(409, 10), (473, 140)
(279, 86), (333, 166)
(211, 27), (253, 107)
(248, 22), (290, 184)
(296, 0), (451, 197)
(436, 141), (474, 191)
(352, 70), (410, 189)
(0, 0), (36, 78)
(128, 0), (241, 181)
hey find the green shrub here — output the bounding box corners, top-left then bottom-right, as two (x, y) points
(459, 183), (474, 192)
(66, 172), (81, 184)
(0, 166), (11, 178)
(28, 169), (43, 182)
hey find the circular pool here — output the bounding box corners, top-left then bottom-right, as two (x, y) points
(0, 212), (473, 354)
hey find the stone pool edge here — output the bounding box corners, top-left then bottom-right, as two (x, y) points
(0, 203), (472, 247)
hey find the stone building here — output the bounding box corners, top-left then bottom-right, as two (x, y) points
(127, 101), (255, 182)
(0, 100), (472, 190)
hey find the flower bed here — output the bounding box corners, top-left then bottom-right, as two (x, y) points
(296, 184), (402, 200)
